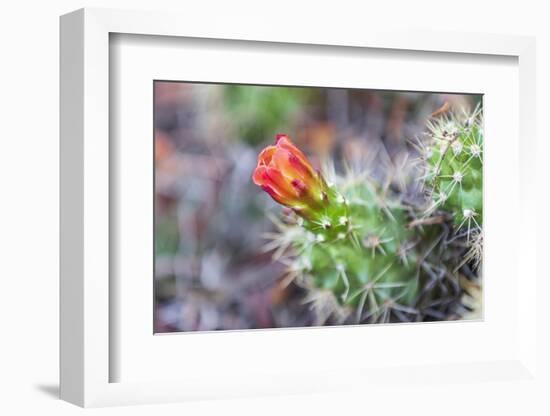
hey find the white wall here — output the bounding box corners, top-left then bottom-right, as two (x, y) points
(1, 1), (548, 414)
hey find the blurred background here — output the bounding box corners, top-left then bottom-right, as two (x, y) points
(154, 81), (480, 332)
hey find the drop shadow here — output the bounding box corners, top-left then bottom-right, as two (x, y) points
(35, 383), (59, 399)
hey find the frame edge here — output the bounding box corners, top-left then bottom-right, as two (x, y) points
(59, 8), (85, 407)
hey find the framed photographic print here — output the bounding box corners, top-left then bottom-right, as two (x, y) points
(60, 7), (540, 408)
(153, 81), (484, 333)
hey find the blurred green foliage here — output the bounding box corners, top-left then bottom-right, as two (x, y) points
(224, 85), (311, 145)
(155, 209), (180, 256)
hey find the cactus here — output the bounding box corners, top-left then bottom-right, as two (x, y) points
(420, 105), (483, 235)
(415, 104), (483, 271)
(253, 108), (483, 325)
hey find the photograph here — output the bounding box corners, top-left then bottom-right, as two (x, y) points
(154, 81), (483, 333)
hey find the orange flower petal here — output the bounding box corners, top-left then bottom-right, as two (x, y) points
(264, 167), (296, 198)
(261, 185), (289, 205)
(252, 165), (267, 186)
(290, 179), (307, 197)
(257, 146), (277, 166)
(275, 136), (312, 171)
(273, 147), (315, 184)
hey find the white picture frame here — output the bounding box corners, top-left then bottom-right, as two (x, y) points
(60, 7), (539, 408)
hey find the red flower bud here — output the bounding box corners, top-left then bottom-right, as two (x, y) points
(253, 134), (328, 218)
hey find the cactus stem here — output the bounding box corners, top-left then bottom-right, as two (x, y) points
(348, 262), (395, 322)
